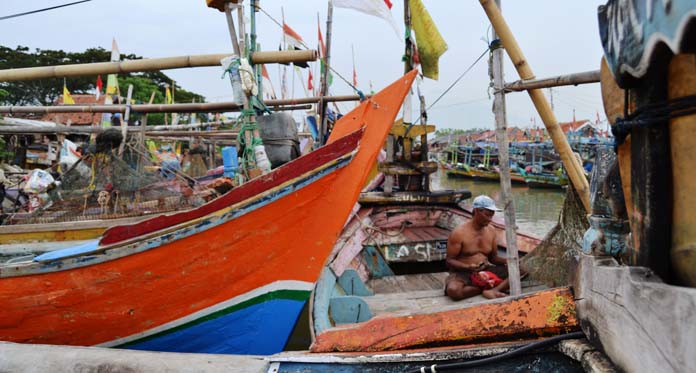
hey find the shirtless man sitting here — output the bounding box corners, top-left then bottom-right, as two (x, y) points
(445, 195), (516, 300)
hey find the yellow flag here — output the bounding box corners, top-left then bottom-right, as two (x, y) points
(165, 86), (173, 104)
(410, 0), (448, 80)
(63, 84), (75, 105)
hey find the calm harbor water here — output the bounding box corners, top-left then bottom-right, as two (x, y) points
(432, 170), (566, 237)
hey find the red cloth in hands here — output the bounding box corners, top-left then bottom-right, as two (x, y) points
(469, 270), (503, 289)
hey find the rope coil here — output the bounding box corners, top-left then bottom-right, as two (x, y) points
(612, 93), (696, 146)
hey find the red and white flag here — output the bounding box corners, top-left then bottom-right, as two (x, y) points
(283, 23), (306, 50)
(95, 75), (103, 100)
(351, 44), (358, 88)
(317, 16), (326, 57)
(261, 65), (277, 100)
(333, 0), (400, 37)
(307, 69), (314, 93)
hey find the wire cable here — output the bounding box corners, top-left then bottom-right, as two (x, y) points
(1, 0), (93, 21)
(408, 331), (585, 373)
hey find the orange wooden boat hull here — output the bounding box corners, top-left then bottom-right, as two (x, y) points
(0, 71), (418, 355)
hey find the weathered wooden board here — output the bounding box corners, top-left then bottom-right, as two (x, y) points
(311, 287), (577, 352)
(575, 254), (696, 373)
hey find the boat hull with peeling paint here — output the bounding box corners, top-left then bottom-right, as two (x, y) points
(0, 71), (418, 355)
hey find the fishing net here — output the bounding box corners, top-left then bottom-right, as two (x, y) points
(521, 185), (589, 287)
(3, 131), (217, 225)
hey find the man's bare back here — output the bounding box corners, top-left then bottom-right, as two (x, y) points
(445, 196), (510, 300)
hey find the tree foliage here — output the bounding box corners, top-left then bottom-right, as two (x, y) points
(0, 46), (206, 117)
(434, 128), (488, 138)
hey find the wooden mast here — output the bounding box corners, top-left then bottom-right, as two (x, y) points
(318, 1), (334, 146)
(479, 0), (590, 212)
(490, 0), (521, 296)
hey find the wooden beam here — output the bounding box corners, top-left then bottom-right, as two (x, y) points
(0, 99), (350, 114)
(505, 70), (600, 92)
(490, 0), (521, 296)
(479, 0), (590, 212)
(311, 287), (578, 352)
(0, 51), (317, 82)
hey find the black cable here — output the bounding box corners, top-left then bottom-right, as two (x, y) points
(408, 331), (585, 373)
(0, 0), (93, 21)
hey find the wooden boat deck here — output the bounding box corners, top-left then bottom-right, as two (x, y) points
(367, 272), (448, 293)
(364, 272), (548, 318)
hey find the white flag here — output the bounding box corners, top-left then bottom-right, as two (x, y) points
(333, 0), (400, 37)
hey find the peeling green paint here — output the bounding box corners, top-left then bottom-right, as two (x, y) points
(547, 295), (575, 323)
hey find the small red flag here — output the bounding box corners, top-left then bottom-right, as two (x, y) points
(318, 18), (326, 57)
(308, 70), (314, 92)
(96, 75), (103, 100)
(383, 0), (393, 9)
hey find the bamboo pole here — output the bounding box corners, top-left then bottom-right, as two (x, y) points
(0, 51), (317, 82)
(118, 84), (133, 156)
(490, 0), (521, 296)
(505, 70), (600, 92)
(479, 0), (590, 212)
(0, 98), (348, 114)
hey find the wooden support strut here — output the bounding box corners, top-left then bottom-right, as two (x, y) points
(505, 70), (600, 92)
(0, 51), (317, 82)
(479, 0), (590, 212)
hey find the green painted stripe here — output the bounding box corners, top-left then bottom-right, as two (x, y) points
(117, 289), (310, 347)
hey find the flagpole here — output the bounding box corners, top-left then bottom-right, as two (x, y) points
(318, 0), (334, 146)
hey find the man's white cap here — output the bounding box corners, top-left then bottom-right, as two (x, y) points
(472, 195), (502, 212)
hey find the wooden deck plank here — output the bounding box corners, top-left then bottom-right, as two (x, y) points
(364, 273), (547, 317)
(367, 272), (448, 294)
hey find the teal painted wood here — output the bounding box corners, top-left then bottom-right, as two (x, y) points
(362, 246), (394, 279)
(313, 267), (337, 334)
(33, 240), (99, 262)
(337, 269), (373, 296)
(329, 296), (373, 325)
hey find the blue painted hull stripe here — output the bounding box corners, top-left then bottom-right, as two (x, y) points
(122, 298), (307, 355)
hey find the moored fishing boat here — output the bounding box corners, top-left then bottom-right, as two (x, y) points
(0, 71), (417, 355)
(521, 171), (568, 189)
(307, 200), (567, 350)
(258, 195), (593, 371)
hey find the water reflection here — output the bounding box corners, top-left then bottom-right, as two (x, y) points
(432, 170), (565, 237)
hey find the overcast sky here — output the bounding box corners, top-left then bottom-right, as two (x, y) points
(2, 0), (608, 130)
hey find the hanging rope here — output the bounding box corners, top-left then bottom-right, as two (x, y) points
(612, 93), (696, 146)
